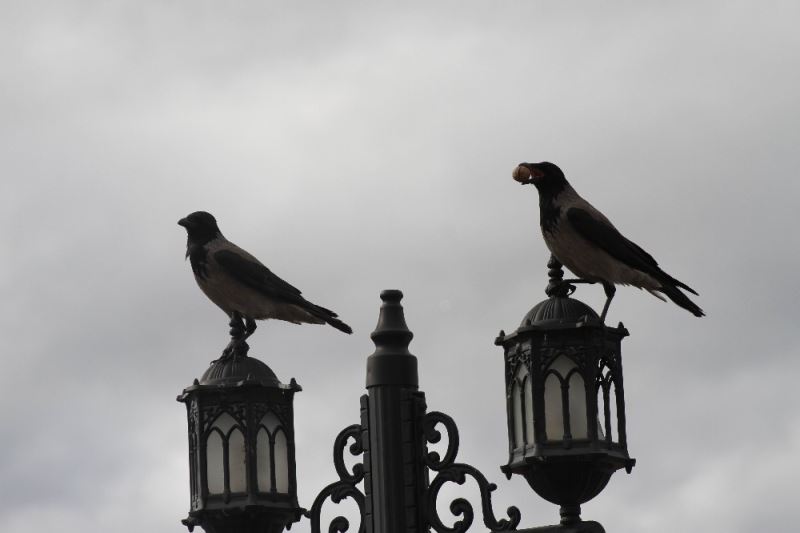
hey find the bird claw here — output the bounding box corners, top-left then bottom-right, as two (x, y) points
(546, 280), (577, 298)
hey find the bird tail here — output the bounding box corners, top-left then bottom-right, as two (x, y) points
(658, 284), (705, 317)
(646, 288), (667, 302)
(662, 273), (699, 296)
(326, 316), (353, 334)
(310, 304), (353, 334)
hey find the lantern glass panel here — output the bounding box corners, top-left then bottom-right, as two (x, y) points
(524, 375), (534, 444)
(274, 430), (289, 493)
(597, 369), (617, 442)
(206, 412), (247, 494)
(608, 381), (618, 442)
(544, 355), (588, 440)
(595, 386), (607, 440)
(213, 411), (237, 432)
(228, 428), (247, 492)
(512, 378), (524, 448)
(206, 430), (225, 494)
(261, 412), (281, 433)
(256, 427), (272, 492)
(569, 372), (588, 439)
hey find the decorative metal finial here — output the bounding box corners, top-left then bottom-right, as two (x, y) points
(366, 289), (418, 388)
(545, 255), (575, 298)
(222, 313), (250, 359)
(370, 289), (414, 358)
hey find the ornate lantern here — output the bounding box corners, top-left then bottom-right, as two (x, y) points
(495, 259), (635, 531)
(177, 338), (302, 533)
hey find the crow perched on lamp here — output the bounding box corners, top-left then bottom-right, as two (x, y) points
(512, 162), (703, 321)
(178, 211), (352, 358)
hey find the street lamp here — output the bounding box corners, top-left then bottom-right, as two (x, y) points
(177, 329), (302, 533)
(177, 263), (637, 533)
(495, 257), (635, 531)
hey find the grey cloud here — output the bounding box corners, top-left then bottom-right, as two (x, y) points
(1, 2), (799, 532)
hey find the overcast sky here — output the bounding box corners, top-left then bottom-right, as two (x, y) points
(2, 2), (799, 532)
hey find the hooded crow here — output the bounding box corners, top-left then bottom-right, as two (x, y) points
(178, 211), (352, 355)
(512, 162), (704, 321)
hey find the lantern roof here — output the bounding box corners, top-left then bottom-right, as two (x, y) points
(197, 355), (293, 388)
(520, 295), (599, 327)
(496, 258), (630, 347)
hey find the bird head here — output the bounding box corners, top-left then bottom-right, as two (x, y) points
(512, 162), (567, 193)
(178, 211), (222, 246)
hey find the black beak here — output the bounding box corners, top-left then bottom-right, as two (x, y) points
(178, 218), (189, 228)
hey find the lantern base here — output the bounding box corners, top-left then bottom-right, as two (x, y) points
(513, 520), (605, 533)
(503, 452), (634, 508)
(182, 505), (302, 533)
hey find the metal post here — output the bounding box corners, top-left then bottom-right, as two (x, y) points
(363, 290), (429, 533)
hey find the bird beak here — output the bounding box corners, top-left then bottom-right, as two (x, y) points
(512, 163), (543, 185)
(178, 218), (189, 228)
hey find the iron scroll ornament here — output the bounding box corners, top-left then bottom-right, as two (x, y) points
(422, 411), (522, 533)
(305, 423), (366, 533)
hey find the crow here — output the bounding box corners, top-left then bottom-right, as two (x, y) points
(512, 162), (704, 321)
(178, 211), (352, 356)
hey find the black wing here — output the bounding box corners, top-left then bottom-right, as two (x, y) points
(567, 207), (662, 277)
(568, 207), (700, 298)
(214, 249), (307, 305)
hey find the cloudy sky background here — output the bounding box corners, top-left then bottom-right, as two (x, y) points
(2, 2), (799, 532)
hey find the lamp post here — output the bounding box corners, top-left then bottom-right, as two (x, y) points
(495, 257), (635, 532)
(177, 325), (303, 533)
(178, 262), (635, 533)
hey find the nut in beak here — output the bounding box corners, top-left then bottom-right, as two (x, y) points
(512, 165), (532, 183)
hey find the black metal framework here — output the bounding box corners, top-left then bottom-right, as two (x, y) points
(304, 421), (367, 533)
(178, 344), (303, 533)
(422, 411), (522, 532)
(178, 270), (635, 533)
(495, 258), (635, 530)
(303, 290), (521, 533)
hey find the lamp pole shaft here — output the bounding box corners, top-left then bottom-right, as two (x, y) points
(363, 290), (428, 533)
(363, 386), (428, 533)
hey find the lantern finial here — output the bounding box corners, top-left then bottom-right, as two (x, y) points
(222, 312), (250, 359)
(545, 255), (575, 298)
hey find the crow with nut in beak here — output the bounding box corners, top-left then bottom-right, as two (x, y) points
(513, 162), (704, 321)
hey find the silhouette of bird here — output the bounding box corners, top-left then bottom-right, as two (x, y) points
(512, 162), (703, 321)
(178, 211), (352, 356)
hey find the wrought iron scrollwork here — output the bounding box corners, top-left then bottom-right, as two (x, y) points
(305, 423), (366, 533)
(423, 411), (522, 533)
(333, 424), (364, 484)
(305, 482), (365, 533)
(423, 411), (459, 469)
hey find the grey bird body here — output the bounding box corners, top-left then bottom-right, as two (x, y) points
(513, 162), (703, 318)
(194, 238), (330, 325)
(539, 186), (662, 293)
(179, 211), (352, 338)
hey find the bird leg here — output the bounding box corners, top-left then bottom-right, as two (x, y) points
(599, 282), (616, 323)
(241, 317), (257, 342)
